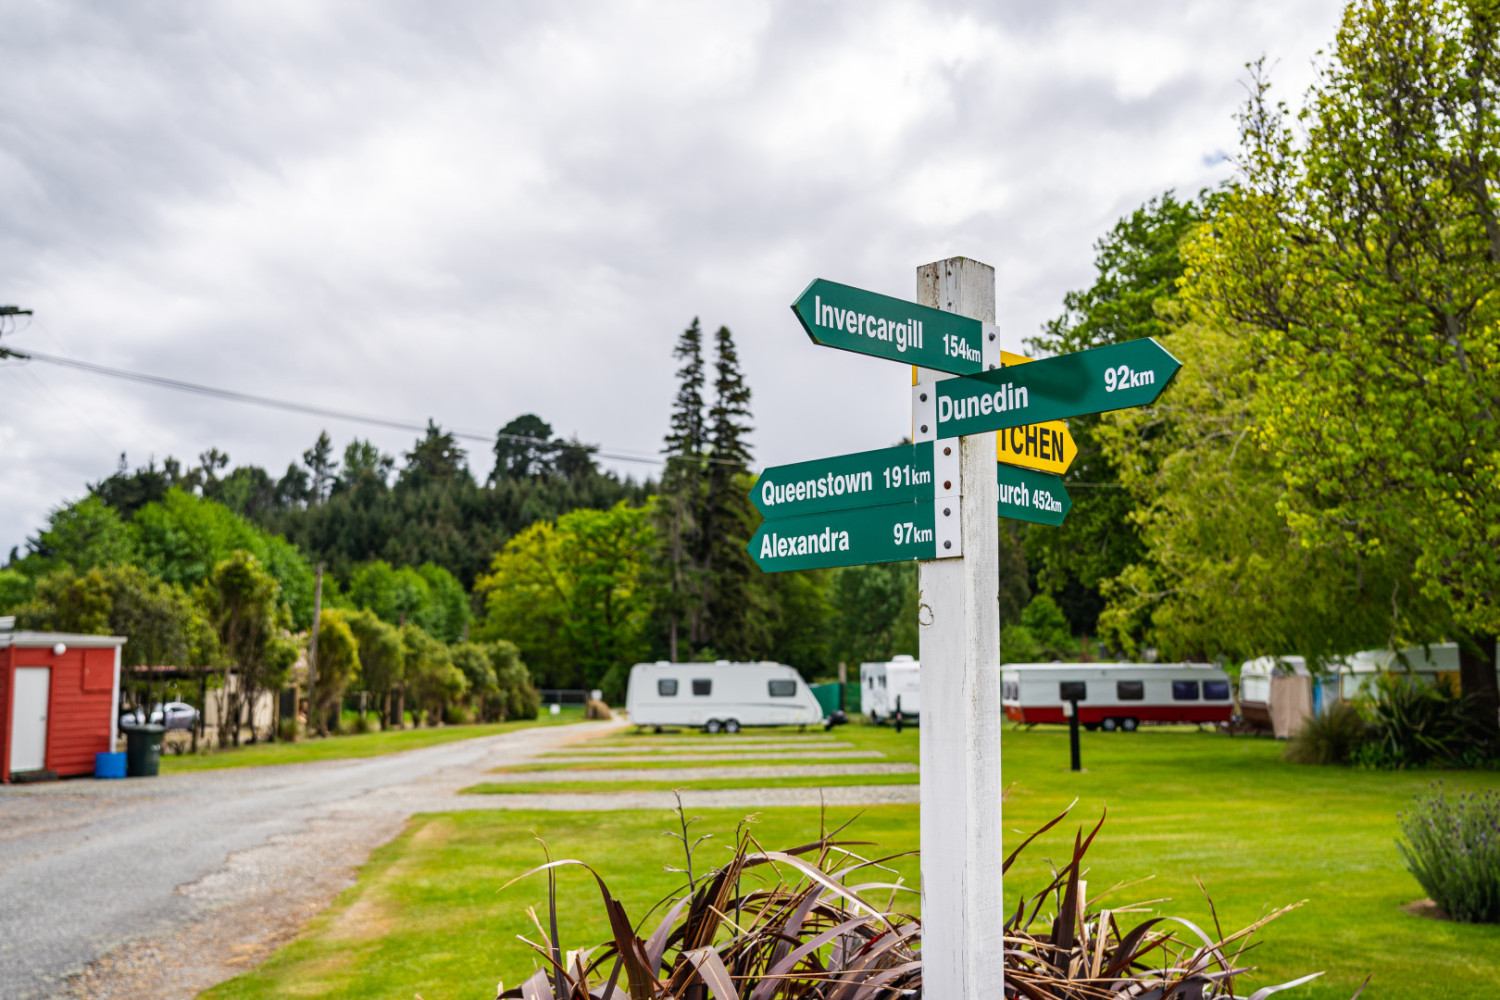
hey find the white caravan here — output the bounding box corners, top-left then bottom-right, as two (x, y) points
(625, 661), (824, 733)
(1331, 643), (1461, 699)
(1002, 662), (1233, 730)
(1238, 655), (1312, 730)
(860, 655), (921, 723)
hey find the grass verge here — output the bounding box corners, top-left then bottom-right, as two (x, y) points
(160, 709), (586, 772)
(206, 726), (1500, 999)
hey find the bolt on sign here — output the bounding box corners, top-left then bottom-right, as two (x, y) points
(928, 337), (1182, 437)
(790, 278), (990, 376)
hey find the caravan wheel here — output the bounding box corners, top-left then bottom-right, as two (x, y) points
(1121, 717), (1139, 732)
(704, 719), (723, 734)
(724, 719), (741, 734)
(1101, 717), (1119, 732)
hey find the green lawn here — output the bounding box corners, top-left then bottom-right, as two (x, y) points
(460, 772), (920, 794)
(205, 725), (1500, 999)
(160, 708), (585, 772)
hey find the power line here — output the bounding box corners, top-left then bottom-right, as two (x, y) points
(0, 344), (690, 467)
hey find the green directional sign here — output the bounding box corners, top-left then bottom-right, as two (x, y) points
(791, 278), (987, 375)
(753, 441), (958, 519)
(931, 338), (1182, 437)
(997, 464), (1070, 527)
(748, 501), (944, 572)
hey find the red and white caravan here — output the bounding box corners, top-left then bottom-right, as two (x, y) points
(1001, 663), (1233, 731)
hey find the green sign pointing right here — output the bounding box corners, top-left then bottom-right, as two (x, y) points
(997, 463), (1070, 527)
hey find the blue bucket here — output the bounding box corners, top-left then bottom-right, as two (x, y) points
(94, 751), (126, 779)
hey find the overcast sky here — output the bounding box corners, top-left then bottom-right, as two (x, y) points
(0, 1), (1346, 556)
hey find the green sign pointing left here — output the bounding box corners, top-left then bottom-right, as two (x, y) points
(748, 501), (945, 572)
(791, 278), (988, 375)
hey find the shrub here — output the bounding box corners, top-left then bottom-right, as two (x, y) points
(1397, 783), (1500, 922)
(443, 704), (474, 726)
(1284, 700), (1369, 764)
(1353, 675), (1498, 769)
(500, 803), (1337, 999)
(276, 717), (299, 742)
(353, 713), (376, 734)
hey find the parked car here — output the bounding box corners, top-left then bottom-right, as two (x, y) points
(119, 702), (199, 731)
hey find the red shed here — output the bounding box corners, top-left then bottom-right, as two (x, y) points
(1, 624), (127, 782)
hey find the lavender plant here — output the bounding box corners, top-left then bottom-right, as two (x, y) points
(1397, 783), (1500, 923)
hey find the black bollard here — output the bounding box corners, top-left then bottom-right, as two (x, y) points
(894, 694), (904, 733)
(1068, 698), (1082, 772)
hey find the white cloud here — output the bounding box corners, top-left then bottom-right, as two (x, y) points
(0, 0), (1346, 554)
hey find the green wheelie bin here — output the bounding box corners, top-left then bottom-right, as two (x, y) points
(122, 724), (166, 777)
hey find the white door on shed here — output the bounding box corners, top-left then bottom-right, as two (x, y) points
(9, 667), (50, 773)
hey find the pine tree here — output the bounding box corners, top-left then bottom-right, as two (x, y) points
(701, 324), (758, 657)
(655, 319), (708, 660)
(301, 431), (338, 504)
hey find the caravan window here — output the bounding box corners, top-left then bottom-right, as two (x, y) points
(1002, 681), (1019, 701)
(1172, 680), (1200, 700)
(1059, 681), (1087, 702)
(768, 679), (797, 697)
(1116, 680), (1144, 701)
(658, 679), (678, 697)
(692, 679), (712, 696)
(1204, 680), (1230, 700)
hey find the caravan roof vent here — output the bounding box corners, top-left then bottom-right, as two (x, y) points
(0, 616), (14, 631)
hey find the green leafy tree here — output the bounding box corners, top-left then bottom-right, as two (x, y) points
(132, 488), (315, 627)
(199, 551), (296, 746)
(301, 431), (338, 504)
(828, 562), (917, 669)
(1183, 0), (1500, 721)
(450, 641), (499, 713)
(476, 501), (654, 688)
(1024, 192), (1207, 635)
(343, 559), (469, 641)
(401, 624), (466, 725)
(490, 414), (558, 481)
(309, 608), (360, 734)
(0, 568), (31, 613)
(13, 496), (141, 578)
(1095, 312), (1447, 663)
(483, 639), (539, 720)
(342, 608), (405, 728)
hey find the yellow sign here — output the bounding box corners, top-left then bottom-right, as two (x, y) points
(995, 351), (1076, 474)
(913, 353), (1077, 474)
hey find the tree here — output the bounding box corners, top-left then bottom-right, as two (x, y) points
(1094, 311), (1448, 663)
(336, 439), (394, 495)
(1024, 192), (1207, 635)
(308, 608), (359, 734)
(829, 563), (917, 669)
(301, 431), (339, 504)
(655, 319), (709, 659)
(132, 488), (316, 627)
(450, 641), (499, 716)
(1183, 0), (1500, 723)
(490, 414), (558, 482)
(401, 624), (466, 725)
(343, 608), (404, 728)
(343, 559), (468, 641)
(13, 496), (141, 578)
(199, 551), (296, 746)
(701, 326), (759, 658)
(476, 501), (655, 688)
(483, 639), (539, 720)
(399, 421), (470, 490)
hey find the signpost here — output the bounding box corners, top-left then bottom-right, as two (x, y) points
(924, 337), (1182, 437)
(749, 262), (1180, 1000)
(997, 463), (1070, 526)
(790, 278), (998, 375)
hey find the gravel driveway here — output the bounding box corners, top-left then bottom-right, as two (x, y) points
(0, 721), (617, 1000)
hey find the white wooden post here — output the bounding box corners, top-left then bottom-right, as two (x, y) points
(916, 257), (1004, 997)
